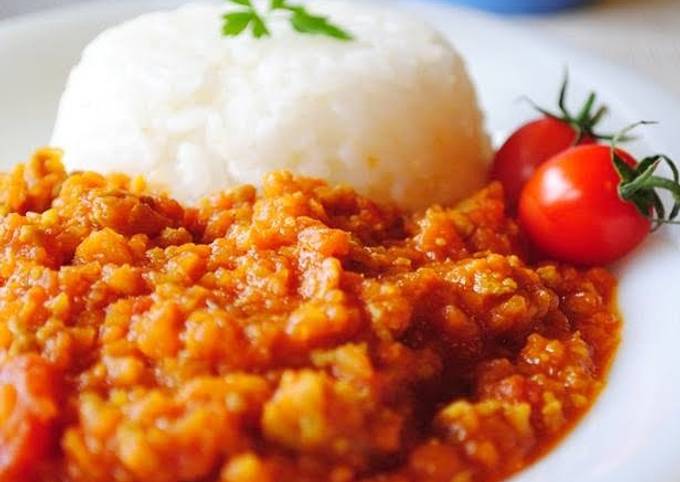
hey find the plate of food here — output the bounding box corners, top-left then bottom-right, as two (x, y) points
(0, 1), (679, 482)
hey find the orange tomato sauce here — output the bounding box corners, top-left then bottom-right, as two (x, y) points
(0, 149), (620, 482)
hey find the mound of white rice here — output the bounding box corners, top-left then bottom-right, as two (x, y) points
(51, 1), (490, 210)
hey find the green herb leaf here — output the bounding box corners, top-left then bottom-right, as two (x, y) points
(290, 10), (353, 40)
(222, 11), (254, 36)
(251, 15), (270, 38)
(222, 0), (352, 41)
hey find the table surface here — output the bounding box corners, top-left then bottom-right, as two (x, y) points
(1, 0), (679, 98)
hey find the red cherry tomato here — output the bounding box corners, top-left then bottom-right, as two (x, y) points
(491, 117), (595, 209)
(518, 144), (651, 266)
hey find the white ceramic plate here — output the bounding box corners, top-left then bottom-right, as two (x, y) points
(1, 1), (679, 481)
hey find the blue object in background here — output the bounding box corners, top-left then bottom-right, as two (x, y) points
(447, 0), (591, 14)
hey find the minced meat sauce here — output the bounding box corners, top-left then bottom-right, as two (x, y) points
(0, 149), (620, 482)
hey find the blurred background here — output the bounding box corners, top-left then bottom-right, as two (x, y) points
(1, 0), (678, 97)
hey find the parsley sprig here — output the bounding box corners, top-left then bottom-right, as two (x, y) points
(222, 0), (353, 40)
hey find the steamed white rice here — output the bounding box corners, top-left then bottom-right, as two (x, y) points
(51, 0), (490, 210)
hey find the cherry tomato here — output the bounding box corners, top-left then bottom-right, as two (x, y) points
(0, 355), (59, 482)
(491, 117), (595, 209)
(518, 144), (651, 266)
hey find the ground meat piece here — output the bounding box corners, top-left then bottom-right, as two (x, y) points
(0, 354), (60, 482)
(0, 151), (620, 482)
